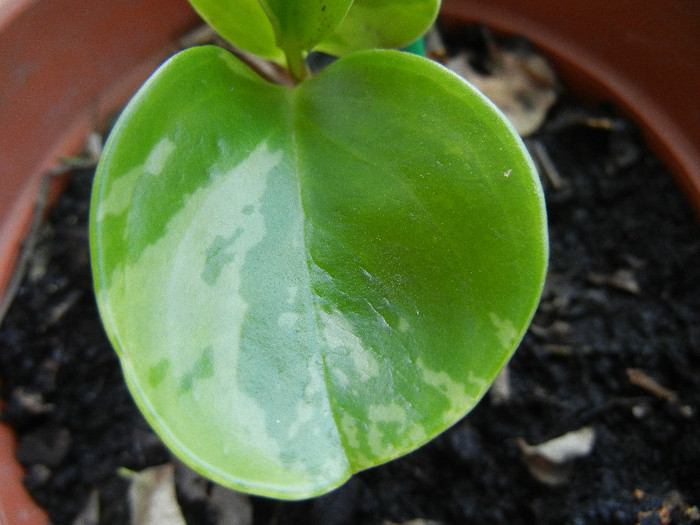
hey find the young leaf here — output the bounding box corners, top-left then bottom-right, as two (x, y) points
(185, 0), (438, 70)
(186, 0), (284, 62)
(316, 0), (440, 55)
(258, 0), (353, 53)
(90, 46), (547, 499)
(258, 0), (353, 79)
(187, 0), (353, 79)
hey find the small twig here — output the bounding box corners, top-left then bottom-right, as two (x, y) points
(626, 368), (678, 404)
(626, 368), (693, 417)
(0, 173), (53, 327)
(0, 135), (101, 327)
(529, 138), (564, 190)
(588, 268), (641, 295)
(178, 23), (219, 48)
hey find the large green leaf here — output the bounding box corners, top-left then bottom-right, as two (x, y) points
(316, 0), (440, 55)
(90, 45), (548, 499)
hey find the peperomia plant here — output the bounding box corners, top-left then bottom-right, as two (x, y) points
(90, 0), (548, 500)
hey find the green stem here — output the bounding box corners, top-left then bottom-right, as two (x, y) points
(285, 48), (310, 84)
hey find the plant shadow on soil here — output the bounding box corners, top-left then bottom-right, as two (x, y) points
(2, 34), (700, 525)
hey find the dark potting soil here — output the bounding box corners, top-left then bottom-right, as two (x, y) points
(2, 53), (700, 525)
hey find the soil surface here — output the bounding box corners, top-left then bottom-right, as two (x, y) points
(2, 34), (700, 525)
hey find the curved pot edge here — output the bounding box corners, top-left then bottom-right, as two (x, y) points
(0, 402), (48, 525)
(0, 0), (202, 523)
(440, 0), (700, 218)
(2, 1), (699, 523)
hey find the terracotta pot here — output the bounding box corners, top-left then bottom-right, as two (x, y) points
(1, 0), (699, 522)
(0, 0), (201, 522)
(440, 0), (700, 216)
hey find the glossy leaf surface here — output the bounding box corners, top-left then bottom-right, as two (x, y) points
(187, 0), (284, 62)
(90, 46), (548, 499)
(258, 0), (353, 55)
(316, 0), (440, 55)
(186, 0), (438, 64)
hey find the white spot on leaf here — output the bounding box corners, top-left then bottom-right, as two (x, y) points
(489, 312), (519, 348)
(278, 312), (300, 328)
(320, 309), (380, 381)
(145, 138), (176, 175)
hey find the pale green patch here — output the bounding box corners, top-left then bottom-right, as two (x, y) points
(97, 165), (142, 221)
(339, 411), (361, 451)
(319, 309), (381, 380)
(368, 401), (408, 424)
(278, 311), (301, 328)
(330, 367), (350, 388)
(489, 312), (519, 349)
(97, 138), (175, 221)
(406, 423), (428, 443)
(286, 285), (299, 305)
(467, 370), (489, 393)
(367, 424), (391, 457)
(416, 357), (476, 424)
(144, 137), (176, 175)
(102, 140), (297, 485)
(285, 357), (329, 441)
(364, 401), (409, 457)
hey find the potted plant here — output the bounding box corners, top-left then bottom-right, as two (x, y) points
(88, 0), (548, 502)
(1, 0), (698, 523)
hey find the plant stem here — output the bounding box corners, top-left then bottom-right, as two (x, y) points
(285, 48), (310, 84)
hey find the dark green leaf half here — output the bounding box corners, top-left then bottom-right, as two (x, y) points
(90, 45), (548, 499)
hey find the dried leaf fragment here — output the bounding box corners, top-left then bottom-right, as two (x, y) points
(517, 426), (596, 486)
(446, 45), (558, 136)
(489, 366), (511, 405)
(588, 269), (641, 294)
(627, 368), (678, 403)
(627, 368), (693, 417)
(123, 464), (187, 525)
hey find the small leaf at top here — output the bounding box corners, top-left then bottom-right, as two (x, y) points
(316, 0), (440, 55)
(91, 45), (547, 500)
(258, 0), (353, 56)
(185, 0), (439, 69)
(187, 0), (284, 62)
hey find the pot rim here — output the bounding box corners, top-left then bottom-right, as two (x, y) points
(0, 0), (201, 523)
(440, 0), (700, 218)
